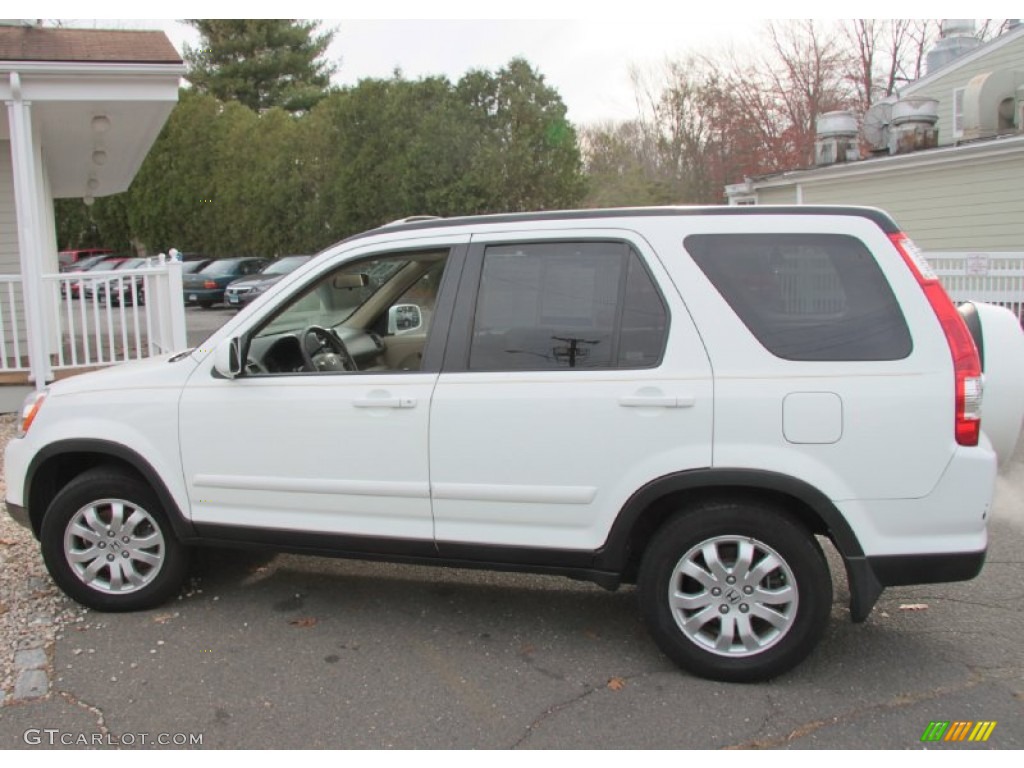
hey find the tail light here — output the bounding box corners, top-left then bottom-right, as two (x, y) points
(889, 233), (982, 446)
(204, 280), (217, 289)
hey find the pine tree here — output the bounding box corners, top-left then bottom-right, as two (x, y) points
(184, 20), (335, 113)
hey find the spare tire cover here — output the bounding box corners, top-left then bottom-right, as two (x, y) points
(961, 302), (1024, 466)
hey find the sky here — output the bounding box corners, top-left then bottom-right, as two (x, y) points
(30, 2), (972, 126)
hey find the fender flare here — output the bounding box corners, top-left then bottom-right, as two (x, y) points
(25, 438), (195, 541)
(594, 468), (881, 622)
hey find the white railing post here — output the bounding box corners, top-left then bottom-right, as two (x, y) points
(6, 73), (52, 388)
(166, 260), (185, 350)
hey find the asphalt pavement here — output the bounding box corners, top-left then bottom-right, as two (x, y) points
(0, 305), (1021, 749)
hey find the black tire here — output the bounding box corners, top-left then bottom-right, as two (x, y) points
(638, 501), (831, 682)
(198, 301), (214, 309)
(40, 467), (189, 612)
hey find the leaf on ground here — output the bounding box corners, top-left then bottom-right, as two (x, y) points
(0, 537), (17, 546)
(0, 601), (7, 616)
(607, 677), (626, 691)
(289, 617), (318, 628)
(899, 603), (929, 611)
(152, 613), (175, 624)
(519, 643), (535, 656)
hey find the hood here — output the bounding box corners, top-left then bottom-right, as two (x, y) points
(48, 351), (198, 398)
(227, 274), (285, 290)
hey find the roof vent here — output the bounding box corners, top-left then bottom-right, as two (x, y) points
(862, 102), (892, 154)
(927, 19), (982, 74)
(890, 98), (939, 154)
(814, 111), (859, 166)
(961, 69), (1024, 139)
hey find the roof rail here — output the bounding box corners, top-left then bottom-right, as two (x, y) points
(379, 215), (443, 227)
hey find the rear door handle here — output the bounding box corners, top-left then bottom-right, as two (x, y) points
(618, 395), (695, 408)
(353, 397), (417, 409)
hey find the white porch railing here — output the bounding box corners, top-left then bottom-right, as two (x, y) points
(927, 252), (1024, 321)
(1, 260), (185, 376)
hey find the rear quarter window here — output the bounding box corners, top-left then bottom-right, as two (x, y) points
(685, 233), (912, 361)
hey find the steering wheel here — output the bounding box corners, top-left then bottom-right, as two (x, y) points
(300, 325), (357, 372)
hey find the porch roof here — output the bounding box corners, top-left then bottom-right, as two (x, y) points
(0, 26), (181, 63)
(0, 25), (185, 199)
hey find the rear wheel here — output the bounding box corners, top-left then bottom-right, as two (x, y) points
(638, 501), (831, 682)
(198, 300), (214, 309)
(40, 468), (188, 612)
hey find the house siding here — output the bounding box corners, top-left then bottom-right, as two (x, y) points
(756, 186), (798, 205)
(907, 31), (1024, 145)
(0, 144), (17, 275)
(1, 142), (28, 368)
(793, 152), (1024, 251)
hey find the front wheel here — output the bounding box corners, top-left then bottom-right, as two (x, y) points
(638, 502), (831, 682)
(40, 468), (189, 612)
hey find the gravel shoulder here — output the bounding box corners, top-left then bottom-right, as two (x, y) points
(0, 414), (83, 707)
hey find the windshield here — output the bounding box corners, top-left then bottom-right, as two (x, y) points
(182, 260), (210, 274)
(261, 256), (310, 276)
(258, 257), (409, 336)
(87, 261), (123, 273)
(74, 255), (112, 271)
(201, 259), (249, 276)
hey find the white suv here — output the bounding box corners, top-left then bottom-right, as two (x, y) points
(7, 207), (1024, 682)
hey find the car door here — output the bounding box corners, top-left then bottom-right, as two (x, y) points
(428, 230), (714, 555)
(178, 237), (468, 546)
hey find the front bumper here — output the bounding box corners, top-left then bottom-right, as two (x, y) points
(224, 290), (258, 307)
(183, 287), (225, 304)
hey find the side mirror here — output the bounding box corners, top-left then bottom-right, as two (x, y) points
(213, 337), (242, 379)
(388, 303), (423, 335)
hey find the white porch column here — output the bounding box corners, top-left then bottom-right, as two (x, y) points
(5, 72), (52, 387)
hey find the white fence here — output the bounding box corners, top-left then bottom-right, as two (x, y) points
(1, 261), (186, 375)
(927, 252), (1024, 321)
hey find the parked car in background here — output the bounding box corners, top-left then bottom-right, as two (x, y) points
(58, 248), (114, 272)
(180, 259), (212, 275)
(183, 257), (269, 308)
(80, 257), (140, 301)
(61, 254), (130, 298)
(224, 255), (312, 309)
(93, 258), (152, 306)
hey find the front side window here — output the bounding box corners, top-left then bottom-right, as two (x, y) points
(246, 249), (449, 374)
(469, 242), (668, 371)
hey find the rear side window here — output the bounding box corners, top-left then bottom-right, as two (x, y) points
(469, 242), (668, 371)
(685, 233), (911, 361)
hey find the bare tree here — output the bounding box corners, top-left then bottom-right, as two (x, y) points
(582, 17), (1007, 206)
